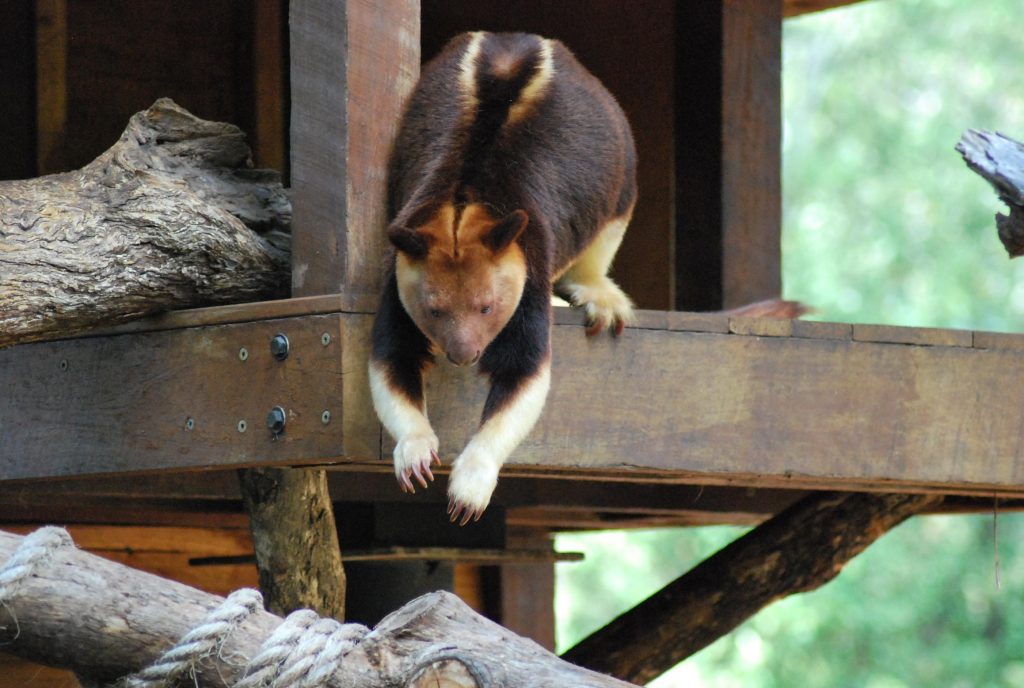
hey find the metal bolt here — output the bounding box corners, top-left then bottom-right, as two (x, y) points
(267, 406), (287, 435)
(237, 419), (248, 433)
(321, 333), (332, 347)
(59, 359), (68, 371)
(270, 333), (290, 361)
(185, 417), (195, 431)
(321, 410), (331, 425)
(238, 347), (249, 362)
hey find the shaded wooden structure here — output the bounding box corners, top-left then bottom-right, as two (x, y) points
(2, 0), (1020, 682)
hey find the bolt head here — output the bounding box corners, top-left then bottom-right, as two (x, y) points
(266, 406), (287, 434)
(270, 334), (290, 361)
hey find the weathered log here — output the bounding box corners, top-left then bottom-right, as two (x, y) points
(562, 491), (941, 684)
(238, 467), (346, 619)
(0, 98), (290, 348)
(956, 129), (1024, 257)
(0, 528), (634, 687)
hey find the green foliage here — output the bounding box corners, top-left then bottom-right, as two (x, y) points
(556, 0), (1024, 685)
(782, 0), (1024, 330)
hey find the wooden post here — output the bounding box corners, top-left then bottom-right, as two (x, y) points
(239, 0), (420, 619)
(674, 0), (782, 310)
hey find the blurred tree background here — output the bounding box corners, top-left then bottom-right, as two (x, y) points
(555, 0), (1024, 685)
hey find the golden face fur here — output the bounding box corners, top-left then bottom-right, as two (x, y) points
(394, 203), (528, 366)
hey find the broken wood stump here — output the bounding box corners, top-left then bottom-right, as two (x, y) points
(0, 527), (634, 687)
(956, 129), (1024, 257)
(562, 491), (942, 684)
(0, 97), (290, 348)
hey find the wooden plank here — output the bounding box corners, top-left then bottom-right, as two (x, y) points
(0, 654), (79, 688)
(853, 323), (973, 347)
(721, 0), (782, 309)
(289, 0), (418, 297)
(418, 320), (1024, 496)
(2, 524), (252, 554)
(0, 314), (350, 480)
(729, 316), (793, 337)
(0, 1), (36, 181)
(252, 0), (287, 172)
(8, 312), (1024, 496)
(675, 0), (782, 311)
(500, 529), (557, 651)
(81, 294), (375, 340)
(974, 330), (1024, 352)
(784, 0), (867, 18)
(35, 0), (67, 175)
(791, 319), (852, 341)
(2, 524), (258, 595)
(667, 311), (731, 333)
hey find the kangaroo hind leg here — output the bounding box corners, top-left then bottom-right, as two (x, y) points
(554, 211), (635, 336)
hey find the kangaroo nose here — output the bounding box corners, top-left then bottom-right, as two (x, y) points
(446, 350), (481, 367)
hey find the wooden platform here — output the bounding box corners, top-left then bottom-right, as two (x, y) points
(4, 295), (1024, 522)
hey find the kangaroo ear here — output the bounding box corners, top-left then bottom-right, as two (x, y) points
(482, 210), (528, 253)
(387, 224), (430, 259)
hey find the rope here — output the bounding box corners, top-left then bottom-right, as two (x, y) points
(236, 610), (368, 688)
(1, 528), (371, 688)
(118, 588), (264, 688)
(0, 527), (74, 603)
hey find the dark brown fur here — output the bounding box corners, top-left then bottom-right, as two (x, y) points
(370, 31), (637, 521)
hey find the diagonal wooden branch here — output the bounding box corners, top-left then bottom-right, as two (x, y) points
(562, 491), (942, 684)
(956, 129), (1024, 257)
(0, 528), (634, 687)
(0, 98), (290, 348)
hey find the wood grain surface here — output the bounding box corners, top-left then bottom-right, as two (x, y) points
(5, 305), (1023, 497)
(0, 315), (347, 480)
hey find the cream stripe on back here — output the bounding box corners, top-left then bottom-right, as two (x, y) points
(507, 39), (554, 126)
(458, 32), (486, 115)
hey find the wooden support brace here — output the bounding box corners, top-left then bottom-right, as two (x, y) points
(562, 491), (942, 684)
(237, 0), (420, 618)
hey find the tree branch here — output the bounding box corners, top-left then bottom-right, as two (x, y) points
(0, 528), (634, 687)
(562, 491), (941, 684)
(956, 128), (1024, 257)
(0, 98), (290, 348)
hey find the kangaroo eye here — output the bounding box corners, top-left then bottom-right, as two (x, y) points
(430, 308), (442, 318)
(480, 305), (492, 315)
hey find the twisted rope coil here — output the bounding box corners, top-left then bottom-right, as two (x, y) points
(119, 587), (264, 688)
(0, 527), (370, 688)
(236, 610), (368, 688)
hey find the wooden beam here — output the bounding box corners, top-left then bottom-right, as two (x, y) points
(5, 305), (1024, 499)
(277, 0), (419, 621)
(675, 0), (781, 310)
(34, 0), (67, 175)
(561, 491), (941, 684)
(289, 0), (418, 296)
(784, 0), (868, 18)
(0, 315), (347, 479)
